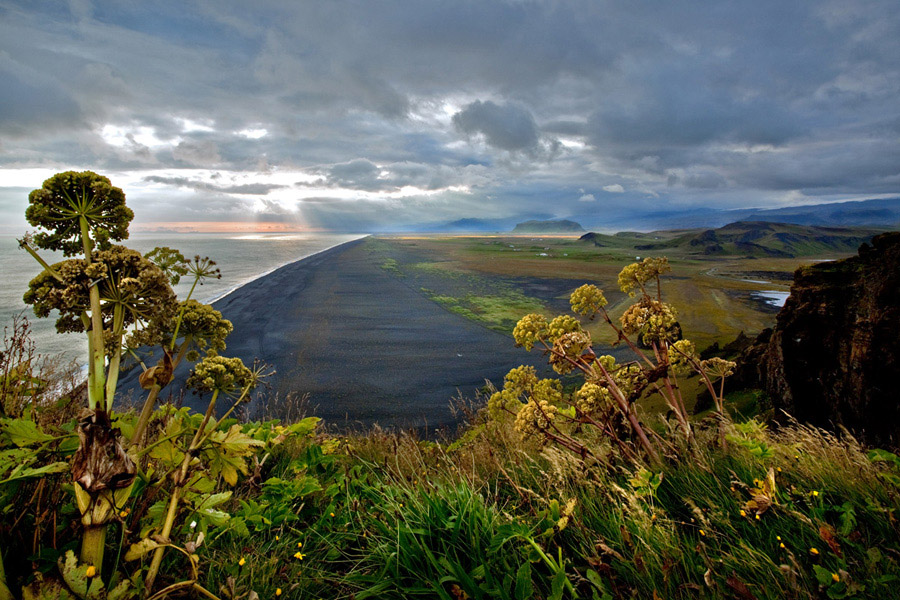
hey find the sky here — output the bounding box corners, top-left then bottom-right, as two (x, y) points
(1, 0), (898, 233)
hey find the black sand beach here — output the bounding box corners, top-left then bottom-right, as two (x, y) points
(119, 238), (559, 432)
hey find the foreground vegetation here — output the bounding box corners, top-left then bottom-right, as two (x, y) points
(2, 172), (898, 599)
(4, 342), (900, 599)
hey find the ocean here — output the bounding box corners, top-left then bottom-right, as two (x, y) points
(0, 232), (366, 365)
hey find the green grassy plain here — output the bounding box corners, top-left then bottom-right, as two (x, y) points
(366, 230), (878, 417)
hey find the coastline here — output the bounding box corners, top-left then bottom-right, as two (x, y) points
(117, 236), (556, 432)
(204, 234), (370, 304)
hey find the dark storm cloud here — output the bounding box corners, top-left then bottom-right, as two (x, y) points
(0, 0), (897, 231)
(452, 101), (540, 152)
(308, 159), (488, 193)
(143, 176), (286, 195)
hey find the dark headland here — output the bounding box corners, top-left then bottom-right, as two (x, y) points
(119, 237), (558, 432)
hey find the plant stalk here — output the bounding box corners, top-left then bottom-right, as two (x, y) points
(80, 525), (106, 568)
(144, 389), (219, 592)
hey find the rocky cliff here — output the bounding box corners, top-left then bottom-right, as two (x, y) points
(737, 232), (900, 446)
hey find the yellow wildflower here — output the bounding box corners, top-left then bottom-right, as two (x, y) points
(810, 547), (819, 555)
(297, 542), (303, 548)
(294, 551), (305, 560)
(329, 512), (335, 518)
(276, 589), (282, 596)
(85, 565), (96, 578)
(832, 573), (840, 583)
(755, 514), (760, 520)
(699, 529), (706, 536)
(739, 510), (746, 517)
(780, 543), (786, 549)
(776, 536), (781, 540)
(239, 557), (246, 567)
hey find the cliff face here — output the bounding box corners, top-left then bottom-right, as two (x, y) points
(745, 232), (900, 446)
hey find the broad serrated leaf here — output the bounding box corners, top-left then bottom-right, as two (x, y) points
(22, 575), (77, 600)
(209, 425), (265, 456)
(59, 550), (106, 599)
(148, 440), (184, 466)
(207, 452), (244, 486)
(2, 418), (54, 447)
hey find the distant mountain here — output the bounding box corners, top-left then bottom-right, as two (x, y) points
(580, 221), (886, 258)
(571, 197), (900, 232)
(739, 197), (900, 228)
(512, 219), (585, 233)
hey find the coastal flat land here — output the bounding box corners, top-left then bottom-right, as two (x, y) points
(367, 229), (876, 415)
(119, 238), (592, 432)
(119, 227), (875, 428)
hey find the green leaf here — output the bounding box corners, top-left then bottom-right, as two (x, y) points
(549, 569), (566, 600)
(201, 508), (231, 527)
(22, 575), (77, 600)
(826, 581), (849, 599)
(1, 461), (69, 484)
(193, 491), (232, 511)
(148, 440), (184, 466)
(124, 538), (161, 561)
(59, 550), (106, 599)
(209, 424), (265, 456)
(586, 569), (605, 590)
(868, 449), (900, 469)
(207, 452), (244, 486)
(813, 564), (833, 586)
(1, 418), (54, 447)
(107, 577), (137, 600)
(514, 562), (533, 600)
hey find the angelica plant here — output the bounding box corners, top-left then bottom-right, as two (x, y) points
(498, 257), (737, 464)
(129, 252), (228, 449)
(142, 355), (260, 592)
(17, 172), (180, 572)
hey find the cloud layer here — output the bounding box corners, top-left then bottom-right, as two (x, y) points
(1, 0), (898, 232)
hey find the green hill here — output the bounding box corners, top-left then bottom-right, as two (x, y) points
(580, 221), (885, 257)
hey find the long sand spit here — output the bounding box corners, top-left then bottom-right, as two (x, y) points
(119, 237), (555, 432)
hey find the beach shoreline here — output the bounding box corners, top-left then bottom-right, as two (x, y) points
(117, 236), (558, 432)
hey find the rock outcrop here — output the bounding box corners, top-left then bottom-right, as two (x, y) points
(737, 232), (900, 446)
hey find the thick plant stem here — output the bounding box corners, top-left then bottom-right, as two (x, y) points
(594, 360), (660, 464)
(131, 340), (190, 449)
(104, 304), (125, 410)
(80, 217), (106, 410)
(80, 525), (106, 568)
(144, 488), (181, 592)
(130, 385), (161, 448)
(144, 390), (219, 592)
